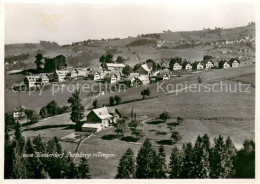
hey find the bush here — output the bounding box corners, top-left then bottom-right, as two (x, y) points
(101, 134), (121, 140)
(157, 139), (173, 145)
(159, 111), (171, 122)
(156, 131), (168, 135)
(146, 119), (164, 124)
(120, 136), (138, 142)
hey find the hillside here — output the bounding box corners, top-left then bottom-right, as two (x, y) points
(5, 24), (255, 71)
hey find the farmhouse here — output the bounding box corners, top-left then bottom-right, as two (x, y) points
(151, 70), (171, 81)
(13, 105), (27, 118)
(229, 59), (240, 67)
(172, 62), (182, 71)
(24, 75), (40, 88)
(104, 72), (121, 83)
(124, 73), (140, 86)
(54, 70), (69, 82)
(138, 75), (150, 85)
(38, 73), (50, 85)
(182, 62), (192, 70)
(82, 107), (119, 132)
(192, 61), (204, 70)
(106, 63), (125, 71)
(88, 68), (107, 81)
(219, 60), (231, 69)
(135, 63), (152, 75)
(203, 59), (215, 69)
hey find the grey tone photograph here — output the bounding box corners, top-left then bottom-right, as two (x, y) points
(4, 2), (256, 179)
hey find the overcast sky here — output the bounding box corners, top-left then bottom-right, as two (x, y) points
(5, 3), (255, 45)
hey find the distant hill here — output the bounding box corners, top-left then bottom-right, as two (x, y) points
(5, 24), (255, 71)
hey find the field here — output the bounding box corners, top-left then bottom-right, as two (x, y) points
(15, 63), (255, 178)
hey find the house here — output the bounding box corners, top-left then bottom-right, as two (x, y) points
(229, 58), (240, 67)
(75, 68), (88, 76)
(82, 107), (113, 132)
(131, 77), (143, 86)
(151, 70), (171, 81)
(182, 62), (192, 70)
(24, 75), (40, 88)
(135, 63), (152, 75)
(172, 62), (182, 71)
(104, 72), (121, 83)
(13, 105), (27, 118)
(37, 73), (50, 85)
(218, 60), (231, 69)
(106, 63), (125, 71)
(53, 70), (70, 82)
(88, 68), (107, 81)
(82, 123), (102, 132)
(124, 73), (140, 86)
(203, 59), (215, 69)
(138, 75), (150, 85)
(192, 61), (204, 70)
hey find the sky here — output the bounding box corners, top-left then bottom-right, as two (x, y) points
(5, 3), (255, 45)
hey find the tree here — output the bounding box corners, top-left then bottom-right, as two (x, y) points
(198, 76), (202, 84)
(30, 111), (39, 124)
(177, 116), (183, 125)
(24, 138), (45, 178)
(116, 56), (124, 63)
(32, 135), (45, 153)
(35, 53), (44, 71)
(203, 55), (213, 61)
(5, 113), (16, 131)
(68, 90), (85, 130)
(46, 100), (59, 116)
(141, 88), (150, 99)
(171, 131), (182, 143)
(131, 129), (144, 140)
(24, 109), (33, 123)
(44, 58), (55, 72)
(136, 139), (158, 178)
(44, 55), (67, 72)
(169, 147), (181, 178)
(233, 139), (255, 178)
(54, 55), (67, 70)
(114, 95), (121, 105)
(224, 136), (236, 177)
(193, 135), (210, 178)
(92, 99), (98, 109)
(39, 106), (48, 119)
(99, 55), (105, 63)
(78, 158), (91, 178)
(159, 111), (171, 122)
(116, 148), (135, 178)
(157, 145), (167, 178)
(105, 54), (113, 63)
(180, 142), (195, 178)
(130, 106), (134, 120)
(109, 96), (115, 106)
(115, 118), (127, 136)
(133, 63), (141, 71)
(210, 135), (231, 178)
(122, 65), (132, 76)
(146, 59), (156, 71)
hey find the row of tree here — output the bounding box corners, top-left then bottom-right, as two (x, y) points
(35, 53), (67, 72)
(5, 122), (90, 179)
(39, 100), (70, 119)
(116, 135), (255, 178)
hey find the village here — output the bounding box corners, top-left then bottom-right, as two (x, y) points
(10, 54), (242, 135)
